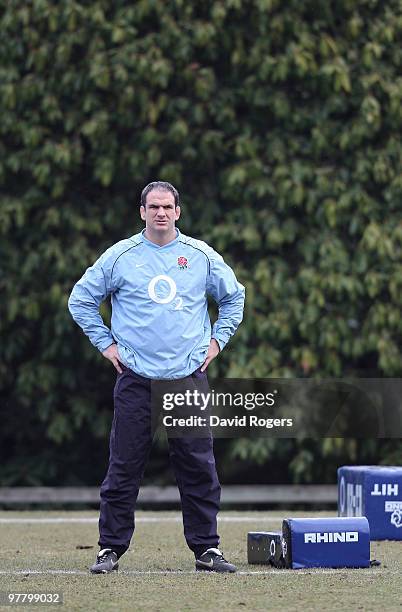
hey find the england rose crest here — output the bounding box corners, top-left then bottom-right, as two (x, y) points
(178, 256), (188, 270)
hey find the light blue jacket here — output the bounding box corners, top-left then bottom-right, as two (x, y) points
(68, 229), (245, 379)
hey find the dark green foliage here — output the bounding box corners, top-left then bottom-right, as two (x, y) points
(1, 0), (401, 485)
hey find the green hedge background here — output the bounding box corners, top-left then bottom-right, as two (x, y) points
(1, 0), (401, 486)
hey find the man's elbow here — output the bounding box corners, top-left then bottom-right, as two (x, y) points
(67, 288), (80, 318)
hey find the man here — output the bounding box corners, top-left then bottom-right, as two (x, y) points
(68, 181), (245, 574)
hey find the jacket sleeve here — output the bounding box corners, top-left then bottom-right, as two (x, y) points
(206, 250), (245, 351)
(67, 248), (116, 353)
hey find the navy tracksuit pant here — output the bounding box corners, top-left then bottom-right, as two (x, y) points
(98, 365), (221, 558)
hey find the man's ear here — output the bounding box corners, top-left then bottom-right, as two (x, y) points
(175, 206), (181, 221)
(140, 205), (146, 221)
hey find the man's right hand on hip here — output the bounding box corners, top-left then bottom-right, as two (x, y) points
(102, 344), (123, 374)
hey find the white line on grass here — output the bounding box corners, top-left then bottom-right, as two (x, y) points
(0, 517), (276, 524)
(0, 569), (387, 576)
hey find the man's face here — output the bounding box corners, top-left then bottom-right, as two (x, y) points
(140, 189), (180, 234)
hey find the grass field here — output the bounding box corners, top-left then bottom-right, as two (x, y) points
(0, 510), (401, 611)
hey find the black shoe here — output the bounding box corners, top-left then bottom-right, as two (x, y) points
(90, 548), (119, 574)
(195, 548), (237, 573)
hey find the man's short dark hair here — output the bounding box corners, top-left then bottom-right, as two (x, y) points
(140, 181), (180, 208)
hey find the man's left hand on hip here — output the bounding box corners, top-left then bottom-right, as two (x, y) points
(200, 339), (220, 372)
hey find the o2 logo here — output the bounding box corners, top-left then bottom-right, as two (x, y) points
(147, 275), (183, 310)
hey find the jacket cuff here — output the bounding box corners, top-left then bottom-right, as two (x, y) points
(211, 335), (226, 352)
(97, 337), (115, 352)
